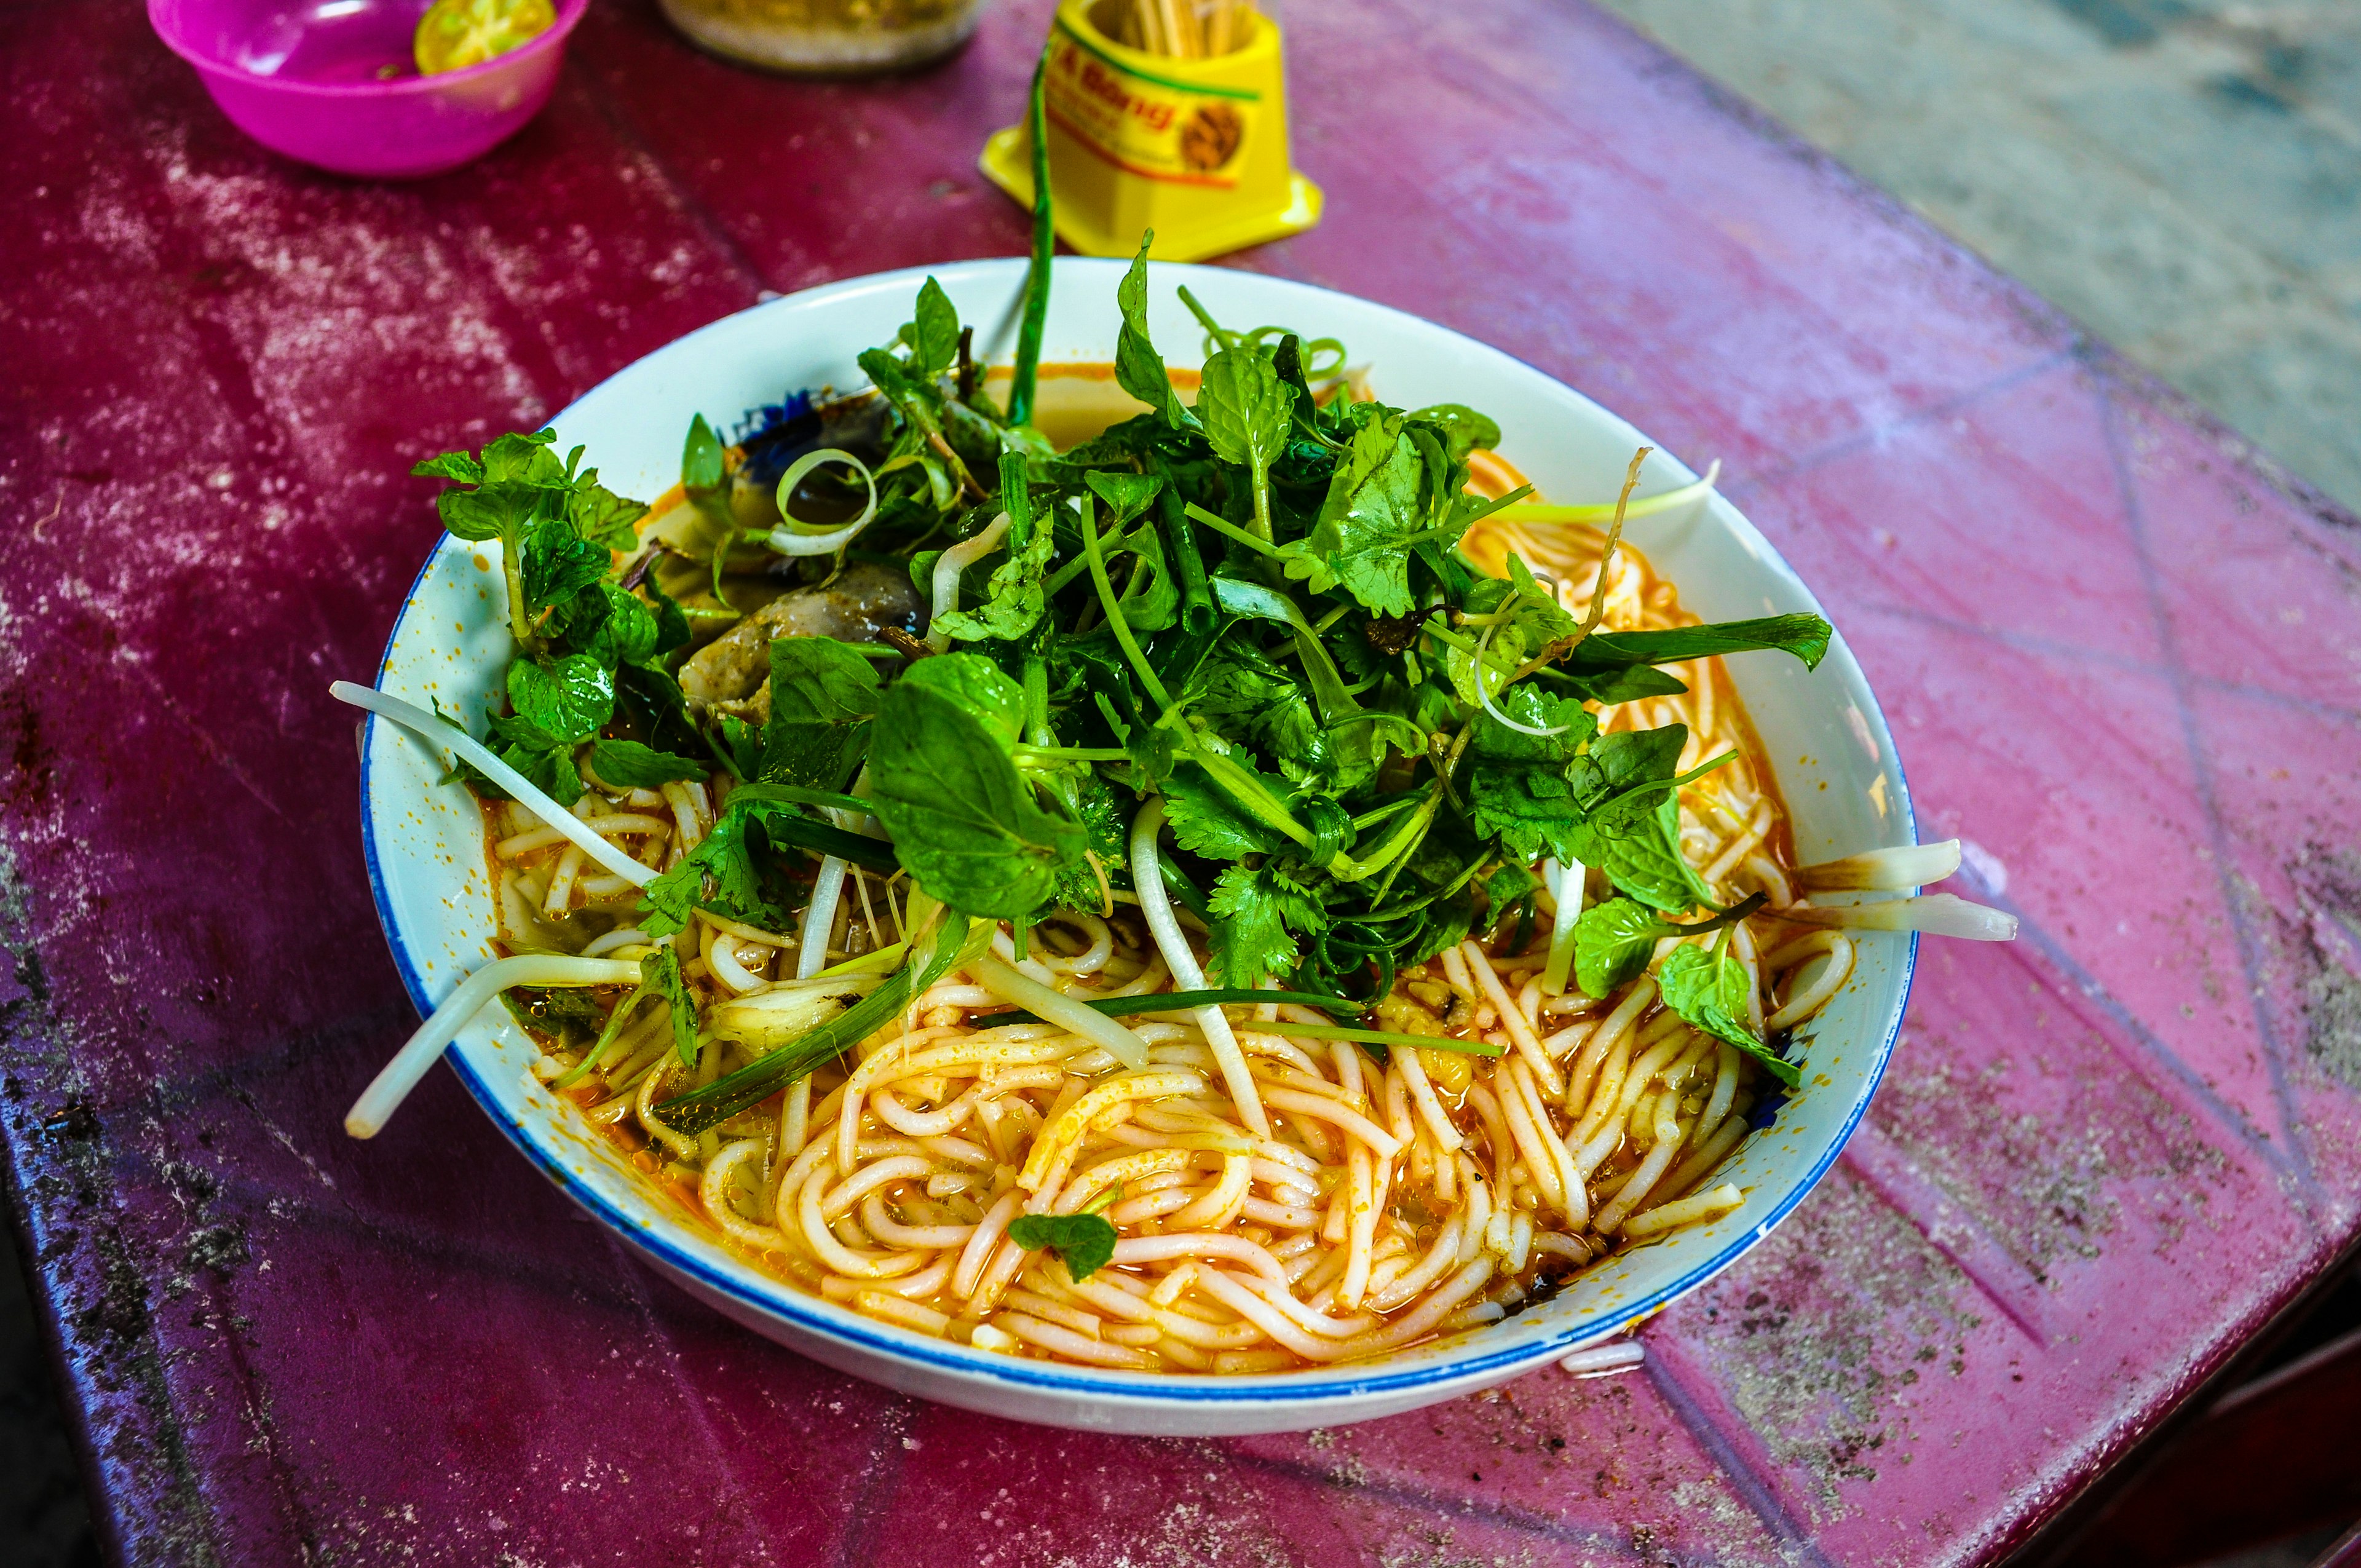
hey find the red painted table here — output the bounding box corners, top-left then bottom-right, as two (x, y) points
(4, 1), (2359, 1562)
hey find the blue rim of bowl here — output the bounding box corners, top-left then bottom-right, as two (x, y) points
(148, 0), (589, 95)
(356, 275), (1919, 1408)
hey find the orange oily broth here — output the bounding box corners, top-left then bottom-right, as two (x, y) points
(475, 399), (1816, 1371)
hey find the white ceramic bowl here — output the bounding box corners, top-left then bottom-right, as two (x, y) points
(360, 258), (1917, 1436)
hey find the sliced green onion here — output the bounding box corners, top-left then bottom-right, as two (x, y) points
(1494, 461), (1720, 525)
(765, 447), (879, 556)
(1542, 856), (1586, 996)
(1261, 1022), (1505, 1056)
(992, 989), (1364, 1025)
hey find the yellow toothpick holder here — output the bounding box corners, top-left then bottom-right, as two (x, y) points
(979, 0), (1323, 261)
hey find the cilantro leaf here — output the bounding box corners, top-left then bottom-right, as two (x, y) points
(638, 796), (799, 938)
(508, 654), (613, 745)
(933, 523), (1054, 643)
(590, 738), (708, 788)
(1162, 760), (1289, 859)
(502, 985), (605, 1044)
(868, 655), (1086, 919)
(1186, 640), (1331, 784)
(1114, 235), (1192, 430)
(1656, 941), (1800, 1087)
(1207, 861), (1325, 987)
(1050, 771), (1134, 914)
(1006, 1212), (1119, 1282)
(639, 944), (700, 1066)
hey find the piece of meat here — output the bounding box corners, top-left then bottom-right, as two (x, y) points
(678, 561), (923, 708)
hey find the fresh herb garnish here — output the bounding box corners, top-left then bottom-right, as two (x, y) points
(422, 244), (1843, 1111)
(1008, 1212), (1119, 1282)
(1655, 925), (1801, 1086)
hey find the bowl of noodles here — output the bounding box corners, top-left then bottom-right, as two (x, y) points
(350, 254), (2009, 1435)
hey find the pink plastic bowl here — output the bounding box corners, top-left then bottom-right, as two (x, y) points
(148, 0), (588, 179)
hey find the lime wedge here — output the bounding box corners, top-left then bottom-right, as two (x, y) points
(413, 0), (556, 76)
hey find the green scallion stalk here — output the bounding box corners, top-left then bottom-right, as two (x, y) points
(1078, 496), (1171, 709)
(1007, 48), (1053, 429)
(654, 914), (991, 1136)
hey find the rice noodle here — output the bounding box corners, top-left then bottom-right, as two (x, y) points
(469, 480), (1923, 1376)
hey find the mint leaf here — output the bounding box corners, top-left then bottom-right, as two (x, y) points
(1656, 943), (1800, 1087)
(586, 582), (659, 668)
(909, 275), (961, 379)
(762, 636), (882, 791)
(1574, 897), (1679, 999)
(1114, 236), (1192, 430)
(565, 474), (647, 552)
(1300, 414), (1444, 617)
(1460, 686), (1597, 861)
(1007, 1212), (1119, 1282)
(434, 481), (540, 544)
(590, 738), (708, 788)
(1406, 403), (1500, 463)
(1467, 683), (1595, 766)
(480, 429), (564, 483)
(868, 655), (1085, 919)
(1564, 727), (1715, 914)
(1207, 861), (1325, 987)
(1197, 344), (1291, 539)
(411, 449), (486, 485)
(509, 654), (613, 745)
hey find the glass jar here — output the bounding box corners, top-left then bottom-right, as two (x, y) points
(657, 0), (991, 75)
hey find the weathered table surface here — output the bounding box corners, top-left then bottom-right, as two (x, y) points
(4, 0), (2359, 1562)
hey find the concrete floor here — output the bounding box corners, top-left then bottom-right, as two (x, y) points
(1591, 0), (2361, 517)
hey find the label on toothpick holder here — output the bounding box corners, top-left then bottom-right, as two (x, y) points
(979, 0), (1323, 263)
(1044, 20), (1257, 189)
